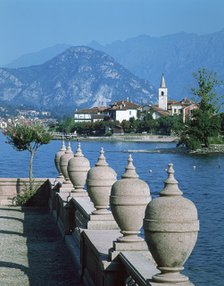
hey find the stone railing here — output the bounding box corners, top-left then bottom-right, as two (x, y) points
(48, 141), (199, 286)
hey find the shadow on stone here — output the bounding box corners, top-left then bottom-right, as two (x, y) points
(0, 261), (28, 275)
(22, 206), (82, 285)
(19, 180), (52, 207)
(0, 215), (24, 223)
(0, 229), (24, 236)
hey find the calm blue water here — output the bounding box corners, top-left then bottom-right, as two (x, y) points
(0, 133), (224, 285)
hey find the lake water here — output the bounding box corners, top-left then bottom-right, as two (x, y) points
(0, 133), (223, 286)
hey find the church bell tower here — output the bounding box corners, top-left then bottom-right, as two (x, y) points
(158, 74), (168, 110)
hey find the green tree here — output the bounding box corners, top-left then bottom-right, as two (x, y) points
(179, 68), (222, 150)
(3, 120), (53, 188)
(156, 115), (182, 135)
(57, 117), (76, 134)
(121, 120), (131, 133)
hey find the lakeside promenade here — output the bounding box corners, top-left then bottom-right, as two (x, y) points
(0, 206), (81, 286)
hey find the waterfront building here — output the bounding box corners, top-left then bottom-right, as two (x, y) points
(74, 100), (139, 123)
(108, 100), (139, 122)
(74, 106), (109, 123)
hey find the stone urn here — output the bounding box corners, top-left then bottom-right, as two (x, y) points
(59, 142), (74, 184)
(67, 143), (90, 194)
(143, 163), (199, 283)
(110, 154), (151, 242)
(86, 148), (117, 215)
(54, 139), (66, 180)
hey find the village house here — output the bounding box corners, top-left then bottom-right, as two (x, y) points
(74, 106), (109, 123)
(74, 100), (140, 124)
(108, 100), (139, 122)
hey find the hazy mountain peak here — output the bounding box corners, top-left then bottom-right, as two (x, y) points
(5, 44), (71, 68)
(0, 46), (154, 116)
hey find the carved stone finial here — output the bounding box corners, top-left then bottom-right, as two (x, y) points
(160, 163), (183, 196)
(66, 141), (72, 152)
(61, 139), (66, 151)
(122, 154), (139, 179)
(95, 147), (108, 167)
(74, 143), (84, 157)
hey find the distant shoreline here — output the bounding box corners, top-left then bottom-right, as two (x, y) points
(52, 134), (224, 154)
(53, 134), (179, 143)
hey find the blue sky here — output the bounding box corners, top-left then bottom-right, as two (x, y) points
(1, 0), (224, 65)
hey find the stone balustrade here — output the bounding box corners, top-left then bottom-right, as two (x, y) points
(48, 142), (199, 286)
(0, 142), (198, 285)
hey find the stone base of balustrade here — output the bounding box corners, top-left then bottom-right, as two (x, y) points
(58, 192), (71, 204)
(118, 251), (157, 285)
(122, 252), (194, 286)
(87, 213), (119, 230)
(80, 229), (125, 286)
(69, 190), (89, 197)
(54, 176), (64, 184)
(69, 196), (119, 244)
(110, 240), (148, 260)
(59, 183), (73, 193)
(72, 197), (95, 230)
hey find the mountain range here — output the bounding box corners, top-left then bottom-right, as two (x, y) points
(1, 29), (224, 116)
(5, 29), (224, 101)
(93, 30), (224, 99)
(0, 47), (154, 116)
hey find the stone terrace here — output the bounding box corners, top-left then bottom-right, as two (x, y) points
(0, 206), (81, 286)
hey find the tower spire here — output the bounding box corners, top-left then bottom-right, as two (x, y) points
(160, 73), (166, 88)
(158, 73), (168, 111)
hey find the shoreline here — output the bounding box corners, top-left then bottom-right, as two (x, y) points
(189, 144), (224, 154)
(53, 134), (224, 154)
(53, 134), (179, 143)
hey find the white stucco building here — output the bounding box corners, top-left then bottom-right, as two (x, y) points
(108, 100), (139, 123)
(74, 107), (108, 123)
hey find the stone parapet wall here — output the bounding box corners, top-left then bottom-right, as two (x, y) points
(0, 178), (51, 206)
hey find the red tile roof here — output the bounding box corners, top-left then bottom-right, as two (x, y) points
(75, 106), (108, 114)
(109, 100), (139, 111)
